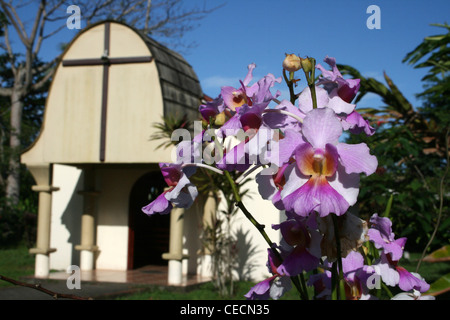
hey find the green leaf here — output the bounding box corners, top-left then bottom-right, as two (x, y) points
(383, 193), (394, 218)
(423, 245), (450, 262)
(426, 273), (450, 297)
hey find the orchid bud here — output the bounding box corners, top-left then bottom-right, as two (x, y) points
(282, 53), (302, 72)
(300, 57), (313, 73)
(214, 112), (226, 126)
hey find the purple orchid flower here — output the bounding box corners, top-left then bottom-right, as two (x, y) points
(342, 111), (376, 136)
(392, 289), (435, 300)
(296, 56), (375, 136)
(364, 222), (430, 294)
(263, 99), (305, 133)
(245, 249), (292, 300)
(396, 266), (430, 293)
(316, 56), (360, 104)
(255, 162), (290, 210)
(216, 75), (286, 172)
(340, 251), (380, 300)
(199, 96), (224, 123)
(307, 259), (333, 299)
(298, 85), (356, 116)
(220, 63), (259, 112)
(298, 85), (375, 136)
(309, 251), (377, 300)
(141, 163), (198, 215)
(279, 107), (377, 217)
(368, 213), (407, 261)
(368, 251), (431, 293)
(217, 64), (282, 135)
(272, 216), (321, 276)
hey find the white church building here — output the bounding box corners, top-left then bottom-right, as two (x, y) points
(20, 20), (282, 285)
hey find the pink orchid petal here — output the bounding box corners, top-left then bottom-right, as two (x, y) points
(280, 163), (309, 201)
(243, 63), (256, 86)
(327, 88), (356, 115)
(342, 111), (376, 136)
(142, 192), (172, 215)
(283, 176), (349, 217)
(298, 86), (329, 114)
(271, 129), (304, 167)
(165, 174), (198, 208)
(244, 276), (275, 300)
(255, 171), (277, 200)
(337, 143), (378, 176)
(302, 108), (342, 149)
(342, 251), (365, 283)
(221, 86), (246, 111)
(327, 162), (360, 207)
(277, 246), (320, 276)
(397, 266), (430, 293)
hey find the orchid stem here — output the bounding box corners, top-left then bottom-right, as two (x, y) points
(416, 128), (449, 273)
(309, 82), (318, 110)
(283, 69), (297, 105)
(224, 171), (272, 247)
(235, 165), (263, 184)
(223, 170), (308, 300)
(182, 163), (224, 175)
(299, 273), (309, 300)
(262, 108), (304, 124)
(303, 58), (318, 109)
(332, 214), (345, 300)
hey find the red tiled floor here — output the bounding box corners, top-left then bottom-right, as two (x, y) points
(45, 265), (211, 287)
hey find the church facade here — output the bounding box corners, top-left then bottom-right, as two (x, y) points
(21, 21), (282, 284)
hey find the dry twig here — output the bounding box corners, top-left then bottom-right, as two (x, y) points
(0, 274), (93, 300)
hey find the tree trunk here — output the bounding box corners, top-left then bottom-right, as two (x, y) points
(6, 88), (23, 205)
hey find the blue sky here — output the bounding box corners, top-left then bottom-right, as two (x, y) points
(177, 0), (450, 110)
(14, 0), (450, 111)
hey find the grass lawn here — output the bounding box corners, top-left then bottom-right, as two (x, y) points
(1, 245), (448, 299)
(115, 281), (307, 300)
(118, 251), (450, 300)
(0, 244), (35, 288)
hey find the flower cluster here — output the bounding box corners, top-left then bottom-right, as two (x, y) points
(141, 54), (433, 300)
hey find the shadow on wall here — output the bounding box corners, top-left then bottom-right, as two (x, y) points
(60, 171), (84, 267)
(234, 227), (260, 281)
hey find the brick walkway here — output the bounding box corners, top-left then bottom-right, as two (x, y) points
(44, 265), (211, 287)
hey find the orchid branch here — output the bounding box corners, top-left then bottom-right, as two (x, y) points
(331, 214), (345, 300)
(262, 108), (304, 124)
(282, 69), (297, 105)
(0, 274), (92, 300)
(181, 163), (224, 175)
(223, 171), (268, 238)
(223, 170), (308, 299)
(302, 57), (318, 109)
(416, 127), (449, 273)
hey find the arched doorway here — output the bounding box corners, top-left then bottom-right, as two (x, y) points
(128, 171), (170, 269)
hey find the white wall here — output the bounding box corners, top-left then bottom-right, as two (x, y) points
(50, 164), (83, 271)
(48, 164), (281, 281)
(217, 170), (283, 282)
(95, 168), (143, 270)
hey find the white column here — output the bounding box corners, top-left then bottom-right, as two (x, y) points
(75, 168), (99, 271)
(28, 164), (59, 278)
(200, 191), (216, 278)
(162, 207), (188, 285)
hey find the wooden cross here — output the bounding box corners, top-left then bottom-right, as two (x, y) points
(62, 22), (153, 162)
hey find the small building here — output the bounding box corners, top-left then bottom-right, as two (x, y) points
(21, 20), (281, 285)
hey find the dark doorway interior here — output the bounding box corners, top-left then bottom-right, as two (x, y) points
(128, 171), (170, 269)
